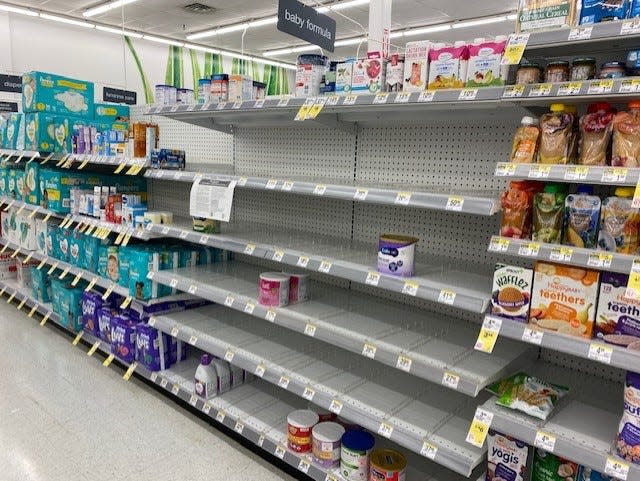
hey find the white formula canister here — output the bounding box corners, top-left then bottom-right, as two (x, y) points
(284, 272), (309, 303)
(312, 421), (345, 468)
(155, 84), (176, 105)
(341, 429), (375, 481)
(295, 54), (328, 98)
(258, 272), (290, 307)
(287, 409), (319, 453)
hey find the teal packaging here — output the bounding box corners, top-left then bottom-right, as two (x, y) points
(0, 115), (6, 147)
(7, 168), (16, 198)
(40, 168), (102, 213)
(98, 245), (119, 283)
(22, 71), (94, 118)
(83, 234), (110, 272)
(69, 230), (83, 267)
(0, 162), (8, 197)
(128, 246), (167, 300)
(31, 267), (52, 303)
(24, 161), (41, 205)
(118, 245), (131, 288)
(14, 169), (24, 202)
(2, 113), (24, 149)
(53, 279), (84, 331)
(43, 221), (59, 257)
(24, 112), (57, 153)
(50, 278), (63, 318)
(94, 103), (130, 123)
(57, 227), (70, 262)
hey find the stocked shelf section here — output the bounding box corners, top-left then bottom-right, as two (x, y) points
(495, 162), (640, 186)
(144, 220), (492, 313)
(149, 304), (486, 477)
(484, 314), (640, 372)
(502, 78), (640, 104)
(488, 235), (636, 274)
(149, 262), (534, 397)
(0, 149), (148, 170)
(481, 363), (634, 481)
(145, 169), (500, 216)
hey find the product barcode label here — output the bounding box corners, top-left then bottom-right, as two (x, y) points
(529, 83), (553, 97)
(318, 261), (332, 273)
(378, 422), (393, 438)
(421, 441), (438, 460)
(373, 92), (389, 104)
(329, 399), (343, 414)
(528, 165), (551, 179)
(568, 26), (592, 40)
(396, 354), (412, 372)
(255, 364), (266, 377)
(265, 309), (276, 322)
(588, 79), (614, 95)
(402, 281), (419, 296)
(503, 85), (525, 98)
(438, 289), (456, 305)
(298, 458), (311, 473)
(605, 457), (630, 480)
(522, 327), (544, 345)
(395, 191), (412, 205)
(549, 247), (573, 262)
(313, 184), (327, 195)
(442, 371), (460, 389)
(278, 375), (290, 389)
(365, 271), (381, 286)
(418, 90), (436, 102)
(518, 242), (540, 257)
(564, 166), (589, 181)
(265, 179), (278, 189)
(244, 243), (256, 255)
(297, 256), (309, 267)
(588, 343), (613, 364)
(362, 343), (377, 359)
(282, 180), (294, 191)
(466, 407), (494, 448)
(495, 163), (517, 176)
(534, 431), (557, 452)
(303, 387), (315, 400)
(557, 81), (583, 96)
(489, 237), (510, 252)
(587, 252), (613, 268)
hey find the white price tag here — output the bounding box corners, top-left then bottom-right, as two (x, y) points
(203, 403), (212, 414)
(396, 354), (412, 372)
(588, 79), (614, 95)
(224, 350), (234, 362)
(495, 163), (517, 177)
(564, 166), (589, 181)
(327, 95), (340, 106)
(522, 327), (544, 345)
(605, 457), (630, 480)
(489, 237), (510, 252)
(234, 421), (244, 434)
(534, 431), (557, 452)
(418, 90), (435, 102)
(244, 302), (255, 314)
(394, 92), (411, 103)
(170, 326), (180, 337)
(244, 243), (256, 255)
(282, 180), (294, 191)
(313, 184), (327, 195)
(318, 261), (332, 273)
(362, 342), (377, 359)
(421, 441), (438, 460)
(274, 445), (286, 459)
(402, 281), (418, 296)
(329, 399), (343, 414)
(395, 191), (412, 205)
(568, 26), (592, 40)
(272, 250), (284, 262)
(189, 394), (198, 406)
(588, 343), (613, 364)
(298, 459), (311, 474)
(587, 252), (613, 268)
(365, 271), (381, 286)
(160, 378), (168, 388)
(265, 309), (276, 322)
(254, 99), (265, 108)
(528, 165), (551, 179)
(343, 95), (358, 105)
(503, 85), (525, 98)
(278, 375), (290, 389)
(216, 410), (226, 422)
(170, 278), (179, 288)
(188, 335), (198, 346)
(255, 364), (266, 377)
(378, 422), (394, 438)
(557, 81), (583, 96)
(373, 92), (389, 104)
(549, 247), (573, 262)
(353, 188), (368, 201)
(304, 323), (316, 337)
(465, 407), (494, 448)
(277, 97), (290, 107)
(188, 284), (198, 295)
(296, 256), (309, 268)
(442, 371), (460, 389)
(458, 89), (478, 101)
(171, 385), (180, 395)
(602, 168), (628, 183)
(161, 226), (170, 235)
(518, 242), (540, 257)
(446, 196), (465, 211)
(265, 179), (278, 189)
(529, 83), (553, 97)
(179, 230), (189, 239)
(150, 372), (158, 382)
(621, 18), (640, 35)
(237, 177), (248, 186)
(438, 289), (456, 305)
(257, 435), (265, 447)
(224, 295), (235, 307)
(232, 101), (243, 109)
(303, 387), (316, 401)
(620, 79), (640, 94)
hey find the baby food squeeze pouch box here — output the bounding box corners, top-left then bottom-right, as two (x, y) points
(403, 41), (430, 92)
(529, 262), (599, 338)
(532, 449), (578, 481)
(466, 38), (507, 87)
(428, 43), (468, 90)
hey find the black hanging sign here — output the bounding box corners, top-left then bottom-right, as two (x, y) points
(0, 101), (18, 112)
(0, 74), (21, 93)
(277, 0), (336, 52)
(103, 86), (137, 105)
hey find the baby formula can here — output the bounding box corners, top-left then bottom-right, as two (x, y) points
(258, 272), (290, 307)
(284, 271), (309, 303)
(287, 409), (319, 453)
(377, 234), (419, 277)
(369, 449), (406, 481)
(312, 421), (345, 468)
(341, 429), (375, 481)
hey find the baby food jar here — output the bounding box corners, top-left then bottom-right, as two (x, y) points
(516, 62), (542, 85)
(570, 58), (596, 81)
(545, 61), (570, 83)
(599, 61), (626, 79)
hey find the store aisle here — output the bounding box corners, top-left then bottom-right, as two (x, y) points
(0, 301), (295, 481)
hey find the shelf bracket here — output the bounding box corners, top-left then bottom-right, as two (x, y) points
(309, 114), (356, 134)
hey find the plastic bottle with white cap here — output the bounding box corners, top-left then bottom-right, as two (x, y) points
(194, 354), (218, 399)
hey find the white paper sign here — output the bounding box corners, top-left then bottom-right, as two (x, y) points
(190, 178), (237, 222)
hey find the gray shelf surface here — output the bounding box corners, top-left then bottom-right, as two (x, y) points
(149, 262), (535, 397)
(484, 314), (640, 373)
(145, 169), (500, 216)
(145, 219), (492, 314)
(0, 148), (148, 169)
(149, 304), (488, 477)
(481, 362), (635, 481)
(488, 235), (637, 274)
(495, 162), (640, 186)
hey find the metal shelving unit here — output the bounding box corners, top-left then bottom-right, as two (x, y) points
(144, 219), (492, 313)
(502, 78), (640, 104)
(481, 363), (633, 481)
(487, 235), (636, 274)
(149, 304), (486, 477)
(149, 262), (534, 396)
(0, 148), (148, 170)
(145, 169), (500, 215)
(495, 162), (640, 185)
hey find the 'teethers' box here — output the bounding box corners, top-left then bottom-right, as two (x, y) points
(595, 272), (640, 349)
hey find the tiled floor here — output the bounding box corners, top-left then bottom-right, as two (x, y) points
(0, 300), (295, 481)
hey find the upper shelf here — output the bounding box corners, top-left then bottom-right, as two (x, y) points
(495, 162), (640, 186)
(0, 149), (148, 173)
(145, 169), (500, 216)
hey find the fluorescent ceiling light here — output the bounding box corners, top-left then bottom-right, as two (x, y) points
(40, 13), (95, 28)
(96, 25), (142, 38)
(292, 45), (321, 53)
(248, 16), (278, 27)
(316, 0), (370, 13)
(216, 23), (249, 35)
(507, 13), (517, 20)
(404, 23), (452, 36)
(184, 43), (220, 54)
(142, 35), (184, 46)
(452, 15), (508, 28)
(335, 36), (365, 46)
(0, 4), (38, 16)
(389, 31), (403, 39)
(264, 48), (293, 57)
(83, 0), (138, 17)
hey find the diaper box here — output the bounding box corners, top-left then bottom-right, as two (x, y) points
(403, 41), (430, 92)
(22, 71), (94, 118)
(4, 207), (18, 245)
(0, 163), (8, 196)
(98, 306), (118, 343)
(135, 323), (171, 371)
(128, 246), (170, 300)
(529, 262), (600, 339)
(0, 253), (17, 280)
(24, 161), (42, 205)
(81, 291), (104, 337)
(31, 267), (51, 303)
(594, 272), (640, 348)
(36, 217), (59, 257)
(2, 113), (24, 150)
(110, 315), (137, 363)
(17, 211), (37, 251)
(98, 245), (119, 283)
(118, 245), (131, 289)
(16, 258), (38, 289)
(83, 234), (111, 273)
(41, 169), (85, 213)
(24, 113), (61, 153)
(14, 169), (24, 202)
(57, 226), (70, 262)
(68, 230), (83, 267)
(51, 278), (84, 331)
(94, 103), (130, 123)
(491, 264), (533, 323)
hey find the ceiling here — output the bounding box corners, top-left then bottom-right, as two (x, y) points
(10, 0), (519, 62)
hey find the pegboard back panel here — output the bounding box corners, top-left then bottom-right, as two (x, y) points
(131, 106), (234, 165)
(233, 126), (357, 181)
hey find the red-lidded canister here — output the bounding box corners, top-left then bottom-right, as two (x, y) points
(287, 409), (319, 453)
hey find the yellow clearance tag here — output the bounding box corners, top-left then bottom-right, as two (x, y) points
(42, 212), (52, 222)
(87, 340), (101, 356)
(626, 260), (640, 299)
(40, 311), (50, 325)
(501, 33), (530, 65)
(633, 182), (640, 209)
(294, 98), (315, 121)
(28, 304), (38, 317)
(85, 277), (97, 292)
(306, 98), (327, 119)
(114, 231), (125, 245)
(16, 298), (26, 310)
(120, 296), (132, 309)
(78, 158), (90, 170)
(466, 407), (494, 447)
(6, 292), (15, 303)
(102, 284), (115, 301)
(103, 353), (115, 367)
(475, 317), (502, 353)
(121, 232), (132, 246)
(114, 163), (126, 174)
(123, 362), (138, 380)
(71, 272), (83, 286)
(72, 331), (84, 346)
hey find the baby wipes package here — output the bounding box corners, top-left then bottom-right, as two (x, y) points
(94, 103), (130, 123)
(22, 71), (94, 118)
(595, 272), (640, 348)
(529, 262), (599, 338)
(403, 41), (430, 92)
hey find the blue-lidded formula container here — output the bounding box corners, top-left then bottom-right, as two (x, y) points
(155, 84), (177, 105)
(198, 78), (211, 103)
(341, 429), (375, 481)
(296, 54), (328, 98)
(177, 88), (193, 104)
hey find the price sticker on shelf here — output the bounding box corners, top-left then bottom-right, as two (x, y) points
(564, 166), (589, 181)
(276, 97), (290, 108)
(47, 262), (59, 275)
(188, 335), (198, 346)
(395, 191), (412, 205)
(495, 163), (517, 177)
(23, 252), (33, 264)
(188, 284), (198, 295)
(313, 184), (327, 195)
(394, 92), (411, 103)
(297, 458), (311, 474)
(442, 371), (460, 389)
(170, 326), (180, 337)
(518, 242), (540, 257)
(87, 340), (101, 357)
(272, 250), (284, 262)
(41, 153), (54, 164)
(445, 196), (465, 211)
(621, 17), (640, 34)
(549, 247), (573, 262)
(15, 204), (25, 216)
(528, 165), (551, 179)
(534, 431), (557, 452)
(10, 247), (20, 258)
(40, 311), (51, 326)
(306, 97), (328, 119)
(189, 394), (198, 406)
(501, 33), (530, 65)
(257, 434), (265, 447)
(85, 277), (97, 292)
(438, 289), (456, 305)
(171, 385), (180, 395)
(265, 309), (276, 322)
(224, 350), (235, 362)
(294, 97), (316, 121)
(71, 272), (83, 287)
(568, 26), (593, 41)
(605, 456), (630, 480)
(378, 422), (394, 438)
(234, 421), (245, 435)
(114, 231), (125, 245)
(6, 291), (15, 303)
(458, 88), (478, 101)
(216, 410), (226, 423)
(120, 296), (132, 309)
(296, 255), (309, 268)
(265, 179), (278, 189)
(103, 354), (115, 367)
(327, 95), (340, 106)
(602, 167), (628, 183)
(281, 180), (294, 191)
(28, 304), (38, 318)
(418, 90), (436, 102)
(160, 378), (168, 388)
(353, 188), (368, 201)
(522, 327), (544, 345)
(466, 407), (494, 448)
(0, 245), (8, 254)
(232, 101), (243, 109)
(278, 375), (290, 389)
(37, 258), (48, 270)
(150, 372), (158, 383)
(178, 230), (189, 240)
(343, 94), (358, 105)
(557, 81), (583, 96)
(244, 302), (255, 314)
(402, 280), (419, 296)
(421, 441), (438, 460)
(58, 266), (71, 280)
(373, 92), (389, 104)
(102, 284), (115, 301)
(489, 237), (510, 252)
(302, 386), (315, 401)
(365, 271), (381, 286)
(396, 354), (412, 372)
(244, 243), (256, 255)
(475, 317), (502, 353)
(203, 403), (212, 414)
(588, 79), (615, 95)
(78, 157), (90, 170)
(529, 83), (553, 97)
(362, 342), (377, 359)
(16, 298), (26, 311)
(114, 163), (126, 174)
(588, 343), (614, 364)
(274, 445), (286, 459)
(587, 252), (613, 268)
(2, 199), (14, 212)
(253, 99), (265, 109)
(28, 207), (39, 219)
(318, 260), (332, 273)
(224, 295), (235, 307)
(620, 79), (640, 93)
(502, 85), (525, 98)
(633, 182), (640, 209)
(329, 399), (343, 415)
(255, 363), (266, 378)
(304, 323), (316, 337)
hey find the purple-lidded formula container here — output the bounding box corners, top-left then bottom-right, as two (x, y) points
(377, 234), (419, 277)
(312, 421), (345, 468)
(135, 323), (171, 371)
(81, 291), (104, 337)
(110, 315), (137, 363)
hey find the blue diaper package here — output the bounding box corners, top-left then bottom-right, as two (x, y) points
(59, 284), (84, 332)
(118, 245), (131, 289)
(57, 227), (70, 262)
(97, 306), (118, 343)
(22, 71), (94, 118)
(98, 245), (119, 283)
(580, 0), (630, 23)
(135, 323), (171, 371)
(2, 113), (24, 150)
(128, 246), (173, 300)
(94, 103), (130, 123)
(83, 234), (110, 272)
(81, 291), (104, 337)
(631, 0), (640, 17)
(31, 267), (51, 303)
(68, 230), (83, 267)
(110, 315), (137, 363)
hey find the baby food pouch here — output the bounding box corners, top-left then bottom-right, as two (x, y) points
(466, 38), (507, 87)
(533, 184), (567, 244)
(577, 467), (613, 481)
(428, 42), (468, 90)
(616, 371), (640, 465)
(529, 262), (599, 339)
(598, 188), (640, 254)
(510, 116), (540, 163)
(500, 181), (542, 239)
(579, 103), (615, 166)
(539, 104), (574, 164)
(613, 102), (640, 167)
(562, 186), (601, 249)
(486, 429), (530, 481)
(595, 272), (640, 349)
(532, 449), (578, 481)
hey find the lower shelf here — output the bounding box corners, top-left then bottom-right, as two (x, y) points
(0, 276), (482, 481)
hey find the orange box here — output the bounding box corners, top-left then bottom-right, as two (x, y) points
(529, 261), (600, 338)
